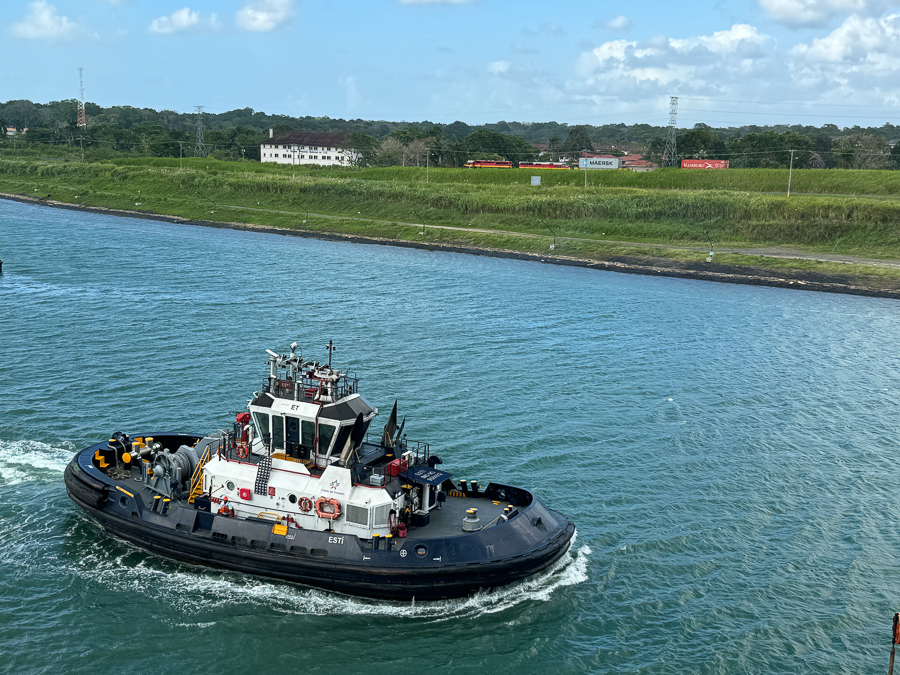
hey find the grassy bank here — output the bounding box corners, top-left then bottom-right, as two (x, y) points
(2, 157), (900, 291)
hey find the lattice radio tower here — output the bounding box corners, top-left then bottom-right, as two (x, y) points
(195, 105), (208, 157)
(661, 96), (678, 167)
(76, 67), (87, 127)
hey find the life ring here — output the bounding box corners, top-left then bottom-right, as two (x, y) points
(299, 497), (313, 513)
(236, 443), (249, 459)
(315, 497), (342, 520)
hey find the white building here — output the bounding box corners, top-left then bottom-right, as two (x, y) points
(260, 130), (356, 167)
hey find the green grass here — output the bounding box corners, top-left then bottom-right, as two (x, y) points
(2, 157), (900, 286)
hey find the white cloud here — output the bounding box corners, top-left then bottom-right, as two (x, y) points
(487, 60), (510, 74)
(758, 0), (900, 27)
(11, 1), (77, 40)
(149, 8), (199, 34)
(236, 0), (292, 31)
(607, 15), (631, 31)
(789, 12), (900, 99)
(572, 24), (778, 99)
(669, 23), (771, 53)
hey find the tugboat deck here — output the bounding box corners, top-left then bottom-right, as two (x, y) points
(403, 494), (509, 540)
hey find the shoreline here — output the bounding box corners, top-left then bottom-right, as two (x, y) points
(3, 192), (899, 301)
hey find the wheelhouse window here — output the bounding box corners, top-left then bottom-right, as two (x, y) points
(318, 424), (336, 454)
(252, 412), (270, 446)
(272, 415), (285, 450)
(301, 420), (315, 452)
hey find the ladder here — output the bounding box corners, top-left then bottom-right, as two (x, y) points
(188, 443), (211, 504)
(255, 456), (272, 495)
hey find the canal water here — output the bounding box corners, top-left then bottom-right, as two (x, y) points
(1, 198), (899, 674)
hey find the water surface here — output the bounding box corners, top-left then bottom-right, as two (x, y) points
(1, 199), (899, 674)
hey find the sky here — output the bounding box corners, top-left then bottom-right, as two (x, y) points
(3, 0), (900, 129)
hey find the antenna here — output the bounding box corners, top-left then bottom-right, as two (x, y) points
(325, 340), (336, 368)
(195, 105), (207, 157)
(77, 67), (86, 128)
(661, 96), (678, 168)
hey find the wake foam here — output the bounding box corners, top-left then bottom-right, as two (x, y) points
(0, 439), (74, 486)
(66, 531), (590, 620)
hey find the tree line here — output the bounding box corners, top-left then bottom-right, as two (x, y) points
(647, 124), (900, 169)
(2, 98), (900, 169)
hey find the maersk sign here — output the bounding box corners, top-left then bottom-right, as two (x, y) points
(579, 157), (620, 170)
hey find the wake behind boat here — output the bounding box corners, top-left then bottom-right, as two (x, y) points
(64, 343), (575, 600)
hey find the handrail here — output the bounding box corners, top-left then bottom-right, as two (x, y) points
(188, 443), (211, 504)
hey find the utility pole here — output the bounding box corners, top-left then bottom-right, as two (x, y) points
(179, 140), (183, 169)
(662, 96), (678, 168)
(787, 149), (794, 198)
(426, 150), (429, 183)
(194, 106), (207, 157)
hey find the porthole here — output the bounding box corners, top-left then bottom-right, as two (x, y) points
(226, 481), (235, 491)
(414, 544), (428, 557)
(288, 494), (298, 504)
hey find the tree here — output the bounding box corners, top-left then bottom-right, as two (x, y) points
(388, 127), (428, 145)
(677, 123), (727, 160)
(562, 125), (593, 155)
(833, 134), (890, 169)
(463, 129), (536, 163)
(6, 100), (38, 130)
(341, 131), (379, 167)
(376, 137), (404, 166)
(547, 134), (562, 160)
(728, 131), (813, 168)
(890, 142), (900, 170)
(404, 138), (427, 166)
(464, 129), (510, 157)
(644, 136), (666, 163)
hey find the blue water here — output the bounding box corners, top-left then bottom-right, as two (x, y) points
(1, 198), (900, 674)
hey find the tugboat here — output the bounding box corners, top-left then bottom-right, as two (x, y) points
(64, 343), (575, 600)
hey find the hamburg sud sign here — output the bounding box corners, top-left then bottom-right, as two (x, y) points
(681, 159), (729, 169)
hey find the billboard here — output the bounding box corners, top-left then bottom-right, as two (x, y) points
(579, 157), (620, 170)
(681, 159), (729, 169)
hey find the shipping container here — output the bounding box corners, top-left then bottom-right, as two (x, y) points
(578, 157), (621, 170)
(681, 159), (729, 169)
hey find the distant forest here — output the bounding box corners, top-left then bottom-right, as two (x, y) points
(3, 98), (900, 170)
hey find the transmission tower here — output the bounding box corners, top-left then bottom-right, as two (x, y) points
(194, 105), (207, 157)
(661, 96), (678, 167)
(77, 67), (87, 127)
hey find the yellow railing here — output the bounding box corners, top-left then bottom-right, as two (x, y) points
(188, 443), (211, 504)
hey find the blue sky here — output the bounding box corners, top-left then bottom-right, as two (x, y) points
(4, 0), (900, 129)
